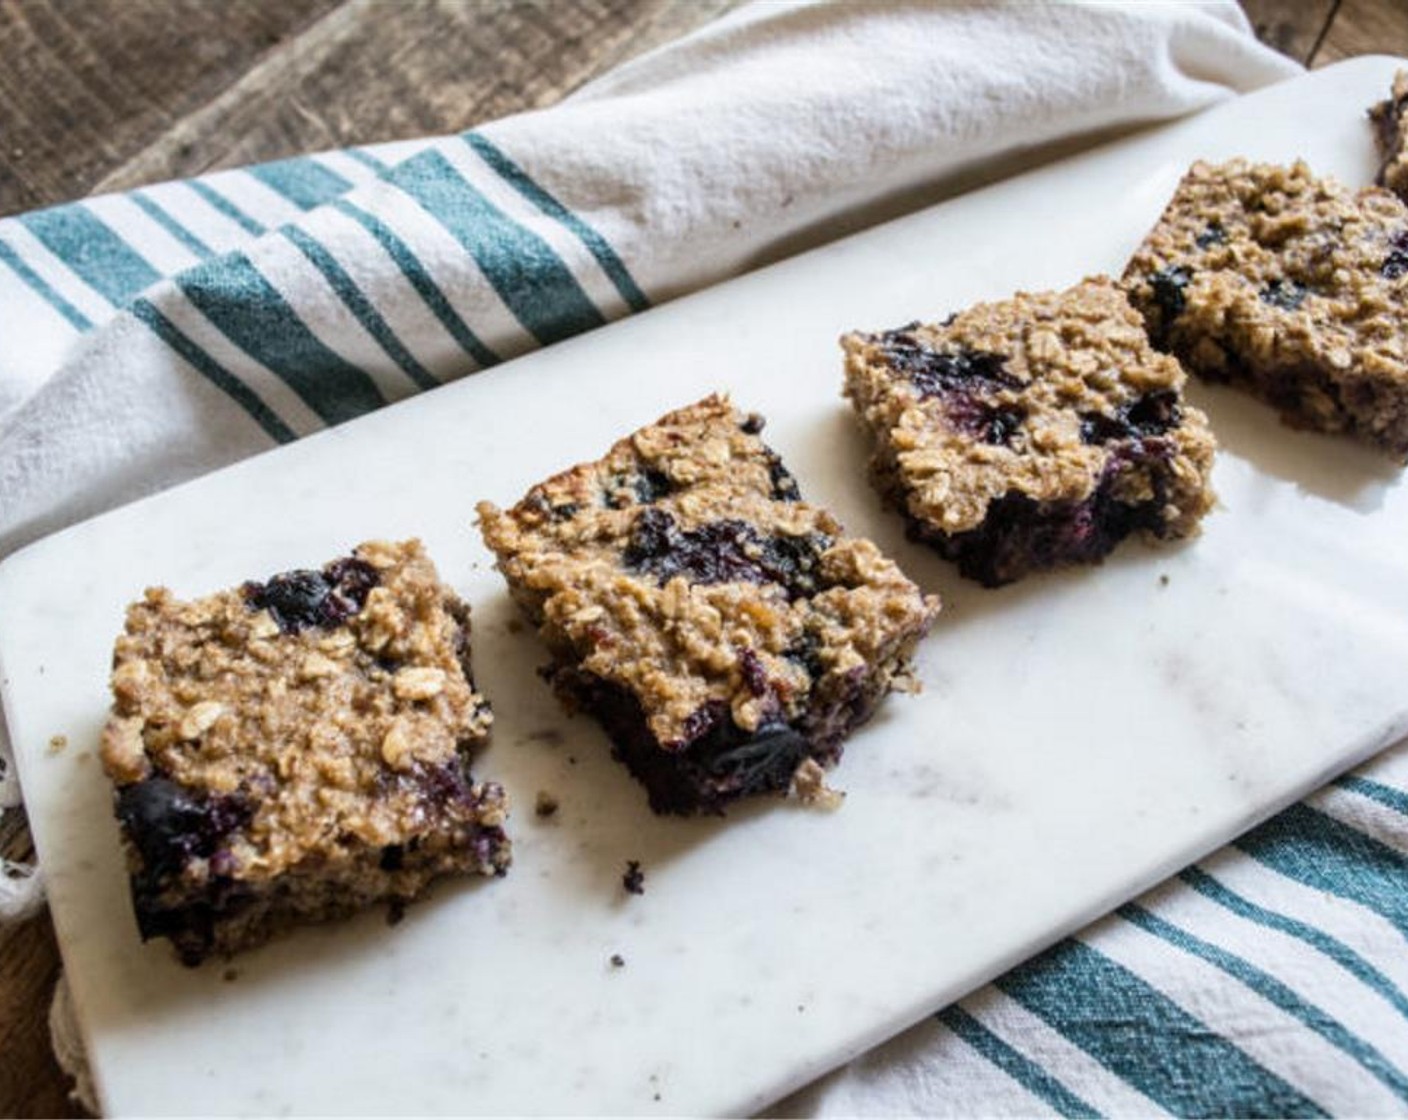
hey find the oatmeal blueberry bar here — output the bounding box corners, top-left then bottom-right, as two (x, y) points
(100, 540), (509, 965)
(1123, 159), (1408, 459)
(1370, 70), (1408, 202)
(842, 276), (1216, 588)
(476, 396), (938, 816)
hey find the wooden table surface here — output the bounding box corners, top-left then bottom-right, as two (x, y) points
(2, 0), (1406, 1114)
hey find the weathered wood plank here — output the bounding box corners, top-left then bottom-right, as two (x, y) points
(1313, 0), (1408, 65)
(0, 808), (77, 1118)
(0, 0), (341, 216)
(93, 0), (742, 196)
(1239, 0), (1338, 64)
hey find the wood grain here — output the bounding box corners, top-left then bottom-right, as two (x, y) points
(0, 810), (78, 1119)
(1240, 0), (1338, 64)
(0, 0), (340, 215)
(1314, 0), (1408, 65)
(15, 0), (742, 211)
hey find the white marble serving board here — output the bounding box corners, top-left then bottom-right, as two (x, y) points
(6, 56), (1408, 1117)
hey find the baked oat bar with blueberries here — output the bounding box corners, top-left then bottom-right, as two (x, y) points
(476, 395), (938, 816)
(1370, 70), (1408, 203)
(842, 276), (1216, 588)
(100, 539), (509, 966)
(1123, 158), (1408, 460)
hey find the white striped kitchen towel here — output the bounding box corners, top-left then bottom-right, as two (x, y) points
(5, 1), (1408, 1115)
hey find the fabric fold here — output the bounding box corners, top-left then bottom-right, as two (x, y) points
(0, 0), (1297, 559)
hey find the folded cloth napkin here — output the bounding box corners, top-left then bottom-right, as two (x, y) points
(5, 1), (1408, 1115)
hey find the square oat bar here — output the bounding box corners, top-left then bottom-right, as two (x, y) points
(1123, 158), (1408, 459)
(1370, 70), (1408, 203)
(100, 539), (509, 965)
(476, 395), (938, 816)
(842, 276), (1216, 588)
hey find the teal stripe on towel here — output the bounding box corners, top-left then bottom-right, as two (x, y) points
(346, 148), (391, 174)
(332, 199), (499, 369)
(249, 158), (354, 210)
(19, 204), (160, 305)
(465, 132), (650, 313)
(1237, 803), (1408, 939)
(281, 225), (439, 391)
(132, 298), (295, 443)
(131, 193), (213, 260)
(189, 181), (266, 236)
(1180, 866), (1408, 1022)
(178, 252), (386, 425)
(1119, 902), (1408, 1101)
(0, 236), (93, 331)
(1335, 774), (1408, 819)
(996, 938), (1327, 1117)
(392, 148), (605, 345)
(936, 1005), (1099, 1118)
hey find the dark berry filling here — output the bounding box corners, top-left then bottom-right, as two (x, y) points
(738, 648), (769, 696)
(906, 443), (1174, 587)
(379, 844), (405, 871)
(116, 777), (253, 880)
(1382, 231), (1408, 279)
(945, 393), (1025, 446)
(623, 509), (830, 600)
(766, 451), (802, 501)
(243, 555), (379, 634)
(1080, 389), (1181, 445)
(1148, 265), (1192, 321)
(1260, 279), (1307, 310)
(603, 467), (675, 509)
(632, 468), (674, 504)
(876, 332), (1019, 396)
(550, 650), (890, 815)
(698, 714), (811, 797)
(1195, 222), (1227, 249)
(740, 413), (765, 435)
(783, 630), (825, 682)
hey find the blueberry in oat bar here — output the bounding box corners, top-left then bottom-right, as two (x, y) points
(1123, 158), (1408, 460)
(842, 277), (1216, 588)
(100, 539), (509, 965)
(1370, 70), (1408, 203)
(476, 395), (938, 816)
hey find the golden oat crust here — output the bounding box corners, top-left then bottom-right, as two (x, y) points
(101, 539), (508, 962)
(477, 395), (938, 811)
(842, 277), (1216, 585)
(1123, 159), (1408, 459)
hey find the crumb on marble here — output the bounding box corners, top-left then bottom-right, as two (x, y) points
(47, 734), (68, 754)
(622, 860), (645, 896)
(534, 790), (560, 819)
(1159, 573), (1170, 587)
(525, 727), (564, 746)
(222, 967), (239, 983)
(610, 953), (625, 968)
(889, 670), (922, 696)
(791, 758), (845, 810)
